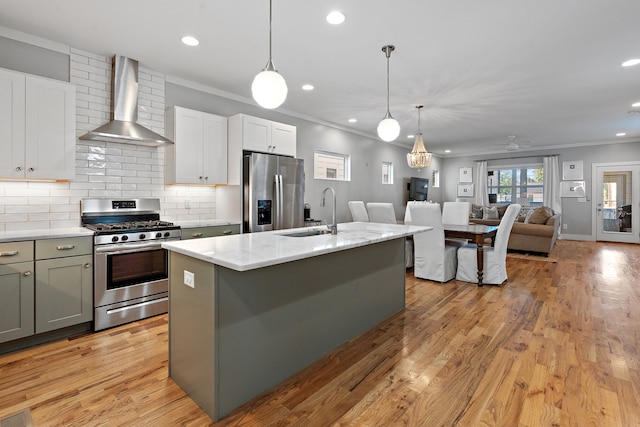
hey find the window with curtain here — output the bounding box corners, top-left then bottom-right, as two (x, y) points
(487, 167), (544, 205)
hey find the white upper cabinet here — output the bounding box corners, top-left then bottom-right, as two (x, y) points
(0, 68), (76, 180)
(165, 106), (228, 185)
(227, 114), (297, 185)
(230, 114), (296, 157)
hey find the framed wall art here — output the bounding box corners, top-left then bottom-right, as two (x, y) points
(560, 181), (585, 198)
(562, 160), (583, 180)
(457, 183), (475, 197)
(459, 167), (473, 183)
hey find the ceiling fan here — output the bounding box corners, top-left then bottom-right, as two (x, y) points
(496, 135), (532, 151)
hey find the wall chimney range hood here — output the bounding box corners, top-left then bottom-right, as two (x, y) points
(80, 55), (173, 146)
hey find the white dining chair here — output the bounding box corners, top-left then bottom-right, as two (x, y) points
(348, 201), (369, 222)
(409, 203), (458, 282)
(455, 204), (521, 285)
(366, 203), (397, 224)
(367, 202), (413, 268)
(442, 201), (471, 247)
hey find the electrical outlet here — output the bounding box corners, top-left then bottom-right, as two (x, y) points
(183, 270), (195, 288)
(562, 224), (568, 230)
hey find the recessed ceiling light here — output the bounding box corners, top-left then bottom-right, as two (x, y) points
(621, 58), (640, 67)
(302, 84), (314, 91)
(445, 150), (451, 153)
(616, 132), (627, 136)
(632, 101), (640, 107)
(181, 36), (199, 46)
(348, 118), (357, 123)
(326, 11), (346, 25)
(407, 134), (415, 139)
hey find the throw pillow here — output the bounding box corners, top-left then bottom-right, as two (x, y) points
(495, 204), (508, 218)
(482, 206), (498, 219)
(527, 206), (553, 224)
(472, 205), (483, 219)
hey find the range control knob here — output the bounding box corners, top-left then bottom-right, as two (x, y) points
(155, 232), (162, 238)
(139, 234), (146, 240)
(121, 235), (129, 241)
(111, 236), (119, 242)
(164, 232), (171, 238)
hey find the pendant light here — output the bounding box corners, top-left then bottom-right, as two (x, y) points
(407, 105), (432, 169)
(377, 45), (400, 142)
(252, 0), (288, 109)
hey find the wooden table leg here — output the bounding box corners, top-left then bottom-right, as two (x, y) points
(476, 240), (485, 287)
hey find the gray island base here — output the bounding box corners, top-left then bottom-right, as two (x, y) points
(169, 237), (407, 421)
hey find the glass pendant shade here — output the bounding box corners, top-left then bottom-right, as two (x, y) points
(252, 60), (288, 109)
(252, 0), (287, 109)
(407, 132), (432, 168)
(377, 113), (400, 142)
(377, 45), (399, 142)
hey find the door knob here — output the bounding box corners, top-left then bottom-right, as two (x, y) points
(23, 271), (32, 277)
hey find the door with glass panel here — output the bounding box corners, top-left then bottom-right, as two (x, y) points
(595, 164), (639, 243)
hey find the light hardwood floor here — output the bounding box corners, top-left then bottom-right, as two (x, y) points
(1, 240), (639, 426)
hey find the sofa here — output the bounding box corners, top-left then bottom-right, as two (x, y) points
(470, 204), (561, 256)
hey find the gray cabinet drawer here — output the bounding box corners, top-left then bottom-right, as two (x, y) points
(36, 236), (92, 260)
(0, 241), (34, 264)
(181, 225), (240, 240)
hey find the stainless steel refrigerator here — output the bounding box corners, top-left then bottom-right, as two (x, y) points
(243, 152), (305, 232)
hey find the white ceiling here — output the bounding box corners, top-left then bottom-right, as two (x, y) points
(1, 0), (639, 157)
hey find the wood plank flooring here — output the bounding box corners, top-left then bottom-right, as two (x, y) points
(0, 240), (639, 426)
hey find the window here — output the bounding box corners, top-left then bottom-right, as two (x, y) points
(314, 151), (350, 181)
(487, 167), (544, 205)
(382, 161), (393, 184)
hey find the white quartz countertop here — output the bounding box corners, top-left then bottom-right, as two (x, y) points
(162, 222), (431, 271)
(0, 227), (94, 243)
(173, 219), (241, 228)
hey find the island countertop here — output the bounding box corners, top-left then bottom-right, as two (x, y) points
(162, 222), (430, 271)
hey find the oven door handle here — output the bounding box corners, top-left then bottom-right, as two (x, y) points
(95, 242), (164, 254)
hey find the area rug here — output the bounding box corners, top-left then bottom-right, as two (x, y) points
(0, 409), (33, 427)
(507, 252), (558, 263)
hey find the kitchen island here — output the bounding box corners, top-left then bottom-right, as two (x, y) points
(162, 222), (430, 421)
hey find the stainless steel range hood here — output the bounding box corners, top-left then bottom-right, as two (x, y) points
(80, 55), (173, 146)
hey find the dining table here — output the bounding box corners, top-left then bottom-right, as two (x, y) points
(444, 223), (499, 286)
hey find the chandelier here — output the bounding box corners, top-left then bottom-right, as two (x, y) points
(407, 105), (432, 169)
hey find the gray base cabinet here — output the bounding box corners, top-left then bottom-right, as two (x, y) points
(35, 254), (93, 333)
(34, 237), (93, 333)
(0, 241), (35, 344)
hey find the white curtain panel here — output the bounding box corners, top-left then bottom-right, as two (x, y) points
(543, 156), (562, 213)
(475, 161), (489, 206)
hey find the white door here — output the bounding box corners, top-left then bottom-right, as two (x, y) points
(594, 163), (640, 243)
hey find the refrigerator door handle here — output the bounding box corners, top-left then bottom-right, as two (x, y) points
(274, 174), (283, 229)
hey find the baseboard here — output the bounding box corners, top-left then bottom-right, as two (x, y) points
(559, 233), (595, 241)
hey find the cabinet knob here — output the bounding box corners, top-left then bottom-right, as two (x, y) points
(204, 176), (208, 180)
(0, 251), (19, 257)
(84, 263), (92, 268)
(223, 230), (233, 235)
(199, 176), (203, 180)
(192, 233), (204, 238)
(28, 167), (35, 172)
(23, 271), (32, 277)
(15, 166), (22, 172)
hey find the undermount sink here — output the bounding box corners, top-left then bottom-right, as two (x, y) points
(281, 229), (334, 237)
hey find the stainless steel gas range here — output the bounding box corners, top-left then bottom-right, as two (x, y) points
(81, 198), (181, 331)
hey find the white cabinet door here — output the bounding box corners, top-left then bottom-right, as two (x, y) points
(202, 113), (228, 184)
(242, 115), (271, 153)
(0, 68), (75, 181)
(165, 106), (227, 185)
(25, 76), (76, 180)
(271, 122), (296, 157)
(0, 68), (26, 179)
